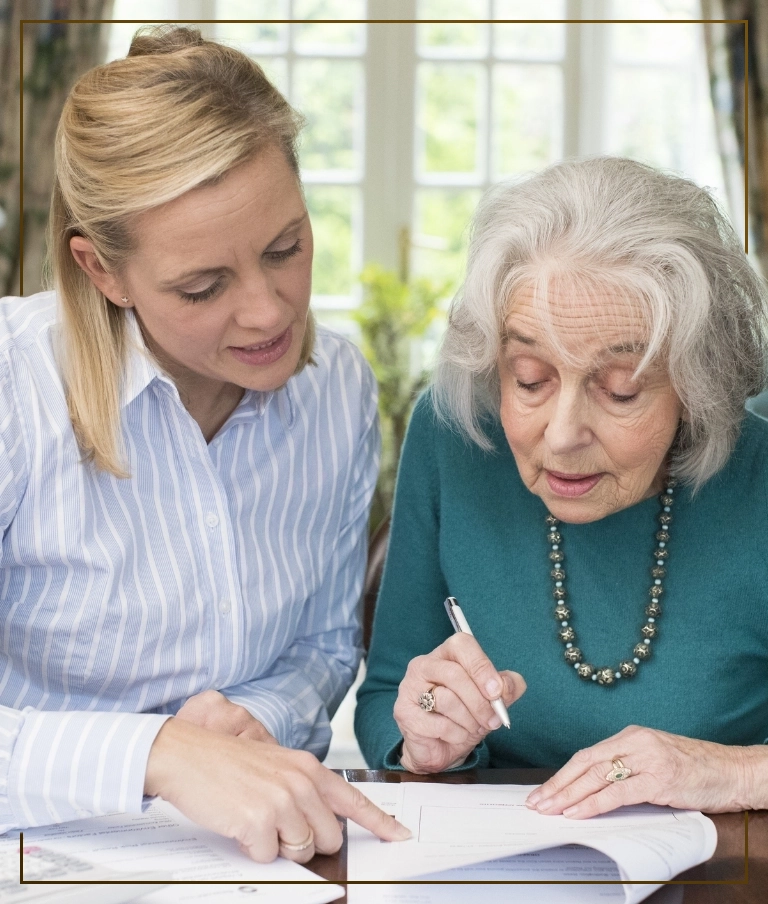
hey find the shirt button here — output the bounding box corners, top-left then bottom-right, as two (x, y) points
(219, 599), (231, 615)
(205, 512), (219, 528)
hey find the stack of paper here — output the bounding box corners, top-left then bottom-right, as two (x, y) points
(346, 782), (717, 904)
(1, 800), (344, 903)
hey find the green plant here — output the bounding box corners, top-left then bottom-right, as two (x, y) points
(353, 263), (450, 530)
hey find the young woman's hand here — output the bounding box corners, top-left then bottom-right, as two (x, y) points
(176, 690), (277, 743)
(144, 718), (412, 863)
(394, 633), (526, 774)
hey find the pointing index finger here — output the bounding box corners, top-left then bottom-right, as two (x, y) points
(323, 772), (412, 841)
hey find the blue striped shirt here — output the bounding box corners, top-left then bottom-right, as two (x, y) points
(0, 291), (379, 832)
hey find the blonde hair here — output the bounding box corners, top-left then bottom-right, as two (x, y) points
(49, 25), (314, 476)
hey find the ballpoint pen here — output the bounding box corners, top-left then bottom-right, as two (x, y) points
(444, 596), (511, 730)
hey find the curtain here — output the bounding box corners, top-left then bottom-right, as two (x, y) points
(0, 0), (114, 298)
(702, 1), (767, 274)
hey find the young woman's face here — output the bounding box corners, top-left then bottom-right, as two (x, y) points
(87, 147), (313, 401)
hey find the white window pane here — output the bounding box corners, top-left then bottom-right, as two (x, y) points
(313, 310), (360, 342)
(412, 189), (481, 287)
(253, 57), (288, 96)
(493, 0), (566, 60)
(306, 186), (360, 297)
(493, 64), (562, 177)
(417, 0), (490, 58)
(611, 0), (699, 18)
(293, 60), (363, 173)
(108, 1), (181, 61)
(612, 21), (697, 63)
(606, 69), (694, 171)
(294, 0), (366, 54)
(214, 0), (289, 51)
(417, 63), (485, 178)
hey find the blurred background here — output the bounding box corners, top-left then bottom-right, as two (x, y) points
(0, 0), (759, 765)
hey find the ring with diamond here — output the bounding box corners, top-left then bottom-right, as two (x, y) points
(605, 757), (632, 782)
(418, 686), (438, 713)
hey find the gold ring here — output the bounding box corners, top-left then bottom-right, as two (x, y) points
(605, 757), (632, 782)
(278, 827), (314, 852)
(418, 686), (438, 712)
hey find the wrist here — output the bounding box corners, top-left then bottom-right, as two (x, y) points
(738, 745), (768, 810)
(144, 717), (208, 797)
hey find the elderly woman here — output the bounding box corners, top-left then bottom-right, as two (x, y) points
(356, 157), (768, 816)
(0, 25), (408, 860)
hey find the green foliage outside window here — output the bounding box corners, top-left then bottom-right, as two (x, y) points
(353, 265), (450, 529)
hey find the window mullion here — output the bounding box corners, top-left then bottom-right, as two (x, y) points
(575, 0), (610, 156)
(363, 0), (416, 278)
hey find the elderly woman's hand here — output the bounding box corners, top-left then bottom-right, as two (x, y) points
(525, 725), (767, 817)
(395, 633), (526, 774)
(176, 689), (277, 744)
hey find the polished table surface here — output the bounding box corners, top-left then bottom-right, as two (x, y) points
(304, 769), (767, 903)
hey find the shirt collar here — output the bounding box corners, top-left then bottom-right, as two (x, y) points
(120, 310), (165, 409)
(119, 310), (297, 428)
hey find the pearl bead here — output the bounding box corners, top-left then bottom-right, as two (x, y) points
(566, 642), (573, 648)
(561, 620), (568, 626)
(659, 541), (666, 547)
(664, 506), (671, 512)
(556, 581), (563, 587)
(644, 638), (651, 644)
(633, 657), (640, 663)
(654, 579), (661, 585)
(591, 674), (597, 680)
(551, 544), (559, 550)
(648, 617), (655, 622)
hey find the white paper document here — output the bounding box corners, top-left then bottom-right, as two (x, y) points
(2, 799), (344, 903)
(346, 782), (715, 904)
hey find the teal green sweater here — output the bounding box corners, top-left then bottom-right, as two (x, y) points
(355, 393), (768, 769)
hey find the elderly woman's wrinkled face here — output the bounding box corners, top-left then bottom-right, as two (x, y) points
(498, 285), (683, 524)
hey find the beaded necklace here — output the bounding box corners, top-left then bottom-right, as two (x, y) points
(547, 478), (676, 685)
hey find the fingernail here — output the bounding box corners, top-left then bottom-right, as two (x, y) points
(536, 799), (552, 812)
(526, 790), (541, 806)
(563, 806), (579, 818)
(488, 714), (501, 729)
(485, 679), (501, 696)
(394, 821), (412, 840)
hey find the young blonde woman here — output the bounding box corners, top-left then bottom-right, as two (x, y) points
(0, 26), (409, 862)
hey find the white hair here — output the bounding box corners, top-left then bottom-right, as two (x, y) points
(433, 157), (768, 490)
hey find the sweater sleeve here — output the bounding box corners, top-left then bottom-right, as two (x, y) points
(355, 393), (488, 770)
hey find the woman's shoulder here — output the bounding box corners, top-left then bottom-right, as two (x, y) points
(309, 324), (375, 390)
(409, 387), (508, 454)
(286, 324), (377, 429)
(0, 291), (58, 361)
(705, 409), (768, 510)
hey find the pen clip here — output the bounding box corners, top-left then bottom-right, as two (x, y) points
(444, 596), (462, 633)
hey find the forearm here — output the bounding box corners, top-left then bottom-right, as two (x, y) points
(221, 637), (361, 755)
(0, 704), (169, 832)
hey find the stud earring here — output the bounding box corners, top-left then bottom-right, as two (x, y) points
(120, 296), (129, 305)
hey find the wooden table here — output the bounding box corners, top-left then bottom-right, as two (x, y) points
(304, 769), (767, 903)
